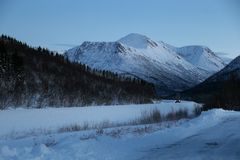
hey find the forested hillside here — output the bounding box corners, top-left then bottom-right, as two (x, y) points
(0, 35), (156, 109)
(181, 56), (240, 110)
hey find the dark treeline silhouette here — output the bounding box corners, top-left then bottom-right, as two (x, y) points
(181, 72), (240, 111)
(0, 35), (156, 109)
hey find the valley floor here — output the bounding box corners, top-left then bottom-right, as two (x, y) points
(0, 102), (239, 160)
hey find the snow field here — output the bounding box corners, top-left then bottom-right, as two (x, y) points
(0, 100), (200, 138)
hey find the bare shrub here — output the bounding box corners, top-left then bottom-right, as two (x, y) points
(176, 108), (188, 119)
(132, 126), (153, 135)
(96, 128), (104, 135)
(138, 108), (162, 124)
(106, 129), (122, 138)
(56, 107), (197, 135)
(193, 104), (202, 116)
(58, 123), (89, 133)
(165, 108), (188, 121)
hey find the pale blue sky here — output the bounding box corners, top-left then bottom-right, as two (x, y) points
(0, 0), (239, 57)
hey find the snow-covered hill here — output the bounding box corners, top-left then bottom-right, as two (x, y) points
(216, 52), (233, 64)
(65, 33), (225, 94)
(175, 46), (226, 73)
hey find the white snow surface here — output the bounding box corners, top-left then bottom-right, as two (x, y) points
(65, 33), (226, 93)
(205, 55), (240, 82)
(118, 33), (158, 49)
(0, 100), (197, 138)
(0, 107), (240, 160)
(216, 52), (233, 64)
(175, 46), (226, 73)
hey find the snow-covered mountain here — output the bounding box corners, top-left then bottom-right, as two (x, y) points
(204, 55), (240, 82)
(118, 33), (158, 49)
(65, 33), (225, 95)
(216, 52), (233, 64)
(175, 46), (226, 73)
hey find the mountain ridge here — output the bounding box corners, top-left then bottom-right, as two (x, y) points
(65, 33), (226, 95)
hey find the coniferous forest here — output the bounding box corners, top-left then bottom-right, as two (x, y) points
(181, 73), (240, 111)
(0, 35), (156, 109)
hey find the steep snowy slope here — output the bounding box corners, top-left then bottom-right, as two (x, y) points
(65, 33), (224, 94)
(204, 55), (240, 82)
(175, 46), (226, 73)
(216, 52), (233, 64)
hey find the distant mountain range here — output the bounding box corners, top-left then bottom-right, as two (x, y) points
(65, 33), (226, 95)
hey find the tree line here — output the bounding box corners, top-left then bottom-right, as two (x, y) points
(0, 35), (156, 109)
(180, 71), (240, 111)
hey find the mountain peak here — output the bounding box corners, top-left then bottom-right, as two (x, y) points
(118, 33), (158, 49)
(120, 33), (148, 40)
(233, 55), (240, 62)
(176, 45), (225, 72)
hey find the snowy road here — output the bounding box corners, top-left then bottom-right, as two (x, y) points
(140, 112), (240, 160)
